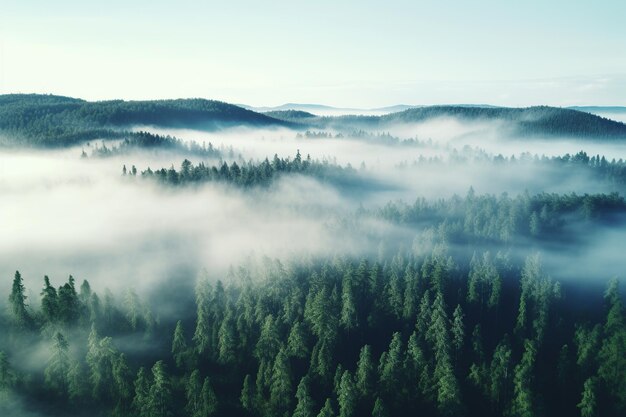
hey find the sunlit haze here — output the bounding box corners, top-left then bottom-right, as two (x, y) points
(1, 0), (625, 107)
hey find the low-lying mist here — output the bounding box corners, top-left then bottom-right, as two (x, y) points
(3, 116), (626, 303)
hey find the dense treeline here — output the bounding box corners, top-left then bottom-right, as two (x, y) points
(3, 95), (626, 147)
(370, 190), (626, 244)
(406, 149), (626, 189)
(382, 106), (626, 139)
(136, 151), (360, 188)
(309, 106), (626, 139)
(2, 246), (624, 417)
(0, 94), (287, 147)
(88, 131), (224, 159)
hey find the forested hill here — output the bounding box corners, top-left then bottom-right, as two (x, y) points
(4, 95), (626, 147)
(294, 106), (626, 140)
(383, 106), (626, 139)
(0, 94), (290, 147)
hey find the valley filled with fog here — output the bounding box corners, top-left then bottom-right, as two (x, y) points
(1, 96), (625, 417)
(4, 116), (626, 297)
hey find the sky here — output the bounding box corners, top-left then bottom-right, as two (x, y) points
(0, 0), (625, 107)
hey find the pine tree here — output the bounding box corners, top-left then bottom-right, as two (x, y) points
(240, 374), (254, 411)
(317, 398), (335, 417)
(434, 355), (461, 416)
(44, 332), (70, 396)
(185, 370), (202, 417)
(79, 279), (92, 304)
(200, 376), (218, 416)
(311, 338), (334, 382)
(172, 320), (188, 369)
(193, 276), (212, 355)
(355, 345), (375, 399)
(371, 397), (389, 417)
(125, 288), (143, 330)
(132, 367), (151, 417)
(405, 331), (427, 396)
(597, 278), (626, 410)
(293, 375), (315, 417)
(577, 378), (597, 417)
(386, 272), (404, 319)
(489, 337), (512, 406)
(40, 275), (58, 323)
(287, 321), (309, 359)
(67, 360), (87, 403)
(337, 371), (356, 417)
(0, 351), (16, 392)
(415, 290), (431, 338)
(379, 332), (403, 396)
(340, 278), (358, 330)
(256, 315), (281, 362)
(9, 271), (31, 327)
(57, 275), (80, 325)
(147, 360), (173, 417)
(451, 304), (465, 356)
(112, 353), (133, 413)
(510, 340), (536, 417)
(218, 309), (238, 364)
(270, 348), (293, 416)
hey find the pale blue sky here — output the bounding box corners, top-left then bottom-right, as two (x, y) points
(1, 0), (625, 107)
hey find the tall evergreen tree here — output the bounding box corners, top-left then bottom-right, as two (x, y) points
(293, 375), (315, 417)
(40, 275), (58, 323)
(372, 397), (389, 417)
(199, 377), (218, 417)
(510, 340), (536, 417)
(240, 374), (254, 411)
(9, 271), (31, 327)
(355, 345), (375, 400)
(270, 348), (293, 416)
(132, 367), (151, 417)
(57, 275), (80, 325)
(577, 378), (597, 417)
(172, 320), (189, 369)
(337, 371), (356, 417)
(0, 351), (16, 392)
(147, 360), (173, 417)
(317, 398), (335, 417)
(44, 332), (70, 397)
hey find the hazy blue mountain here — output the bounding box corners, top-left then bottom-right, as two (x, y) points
(263, 110), (318, 122)
(3, 95), (626, 147)
(304, 105), (626, 140)
(244, 103), (500, 116)
(569, 106), (626, 113)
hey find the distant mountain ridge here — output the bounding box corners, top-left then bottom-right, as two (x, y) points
(568, 106), (626, 113)
(2, 94), (626, 146)
(244, 102), (501, 116)
(0, 94), (289, 146)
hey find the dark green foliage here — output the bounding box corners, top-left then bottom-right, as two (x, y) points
(578, 378), (598, 417)
(240, 374), (254, 411)
(0, 351), (16, 392)
(44, 332), (71, 396)
(147, 360), (173, 417)
(139, 151), (358, 189)
(337, 371), (356, 417)
(2, 222), (625, 417)
(9, 271), (31, 328)
(374, 190), (626, 244)
(293, 375), (315, 417)
(0, 94), (288, 147)
(172, 320), (189, 369)
(317, 398), (335, 417)
(57, 275), (80, 325)
(355, 345), (375, 400)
